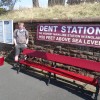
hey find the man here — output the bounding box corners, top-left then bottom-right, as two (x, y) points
(14, 22), (29, 62)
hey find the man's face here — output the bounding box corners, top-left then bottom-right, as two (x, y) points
(18, 24), (24, 30)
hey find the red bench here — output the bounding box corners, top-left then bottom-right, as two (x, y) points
(0, 56), (4, 66)
(18, 48), (100, 98)
(22, 49), (100, 72)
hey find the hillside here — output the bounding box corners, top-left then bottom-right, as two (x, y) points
(0, 3), (100, 22)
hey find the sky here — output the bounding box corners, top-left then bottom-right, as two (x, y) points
(14, 0), (48, 9)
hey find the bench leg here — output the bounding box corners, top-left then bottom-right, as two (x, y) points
(47, 72), (51, 86)
(17, 64), (21, 74)
(13, 63), (18, 68)
(94, 84), (99, 100)
(54, 74), (57, 80)
(14, 62), (20, 74)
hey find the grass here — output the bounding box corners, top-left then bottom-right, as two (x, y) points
(0, 3), (100, 22)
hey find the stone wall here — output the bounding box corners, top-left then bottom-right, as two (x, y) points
(1, 21), (99, 62)
(20, 22), (100, 62)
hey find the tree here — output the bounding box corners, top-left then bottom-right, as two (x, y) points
(48, 0), (65, 6)
(0, 0), (17, 10)
(32, 0), (39, 7)
(0, 8), (7, 14)
(67, 0), (100, 5)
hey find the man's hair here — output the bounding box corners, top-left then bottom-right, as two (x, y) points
(18, 22), (24, 26)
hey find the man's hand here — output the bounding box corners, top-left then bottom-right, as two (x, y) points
(15, 43), (17, 46)
(26, 39), (29, 45)
(14, 38), (17, 46)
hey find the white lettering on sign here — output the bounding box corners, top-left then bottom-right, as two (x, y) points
(40, 25), (100, 35)
(95, 27), (100, 35)
(72, 38), (82, 44)
(84, 40), (100, 45)
(56, 37), (71, 42)
(71, 27), (77, 34)
(40, 25), (58, 32)
(67, 26), (72, 33)
(38, 35), (45, 39)
(37, 24), (100, 48)
(60, 26), (100, 35)
(77, 27), (83, 34)
(45, 36), (55, 40)
(61, 26), (66, 33)
(87, 27), (95, 35)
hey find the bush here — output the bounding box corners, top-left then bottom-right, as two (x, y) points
(0, 8), (7, 15)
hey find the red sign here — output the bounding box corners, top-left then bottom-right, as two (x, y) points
(37, 24), (100, 48)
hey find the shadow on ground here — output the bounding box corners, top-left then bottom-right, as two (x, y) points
(11, 66), (95, 100)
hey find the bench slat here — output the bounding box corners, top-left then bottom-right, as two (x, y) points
(19, 60), (97, 86)
(22, 49), (100, 72)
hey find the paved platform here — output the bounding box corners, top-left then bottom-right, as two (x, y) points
(0, 62), (100, 100)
